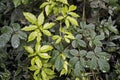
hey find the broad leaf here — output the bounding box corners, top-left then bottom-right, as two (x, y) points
(35, 57), (42, 68)
(55, 55), (64, 71)
(11, 23), (20, 31)
(69, 5), (77, 11)
(67, 16), (78, 26)
(24, 46), (34, 54)
(40, 45), (53, 52)
(21, 25), (38, 31)
(42, 30), (52, 36)
(28, 31), (37, 42)
(0, 33), (11, 47)
(11, 34), (20, 48)
(76, 39), (86, 47)
(1, 26), (13, 34)
(38, 53), (51, 59)
(23, 12), (37, 24)
(98, 59), (110, 73)
(70, 49), (78, 56)
(68, 12), (79, 17)
(43, 23), (55, 29)
(38, 12), (44, 26)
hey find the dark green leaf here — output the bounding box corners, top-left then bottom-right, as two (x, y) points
(76, 39), (86, 47)
(70, 49), (78, 56)
(69, 57), (79, 67)
(11, 23), (20, 31)
(1, 26), (13, 34)
(90, 56), (98, 70)
(98, 59), (110, 73)
(11, 34), (20, 48)
(0, 34), (11, 47)
(55, 55), (64, 71)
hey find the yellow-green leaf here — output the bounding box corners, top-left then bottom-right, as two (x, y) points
(29, 65), (39, 71)
(65, 19), (70, 28)
(68, 12), (80, 17)
(45, 5), (51, 16)
(33, 69), (40, 80)
(35, 57), (42, 68)
(24, 46), (34, 54)
(56, 37), (62, 44)
(40, 45), (53, 52)
(44, 68), (55, 75)
(69, 5), (77, 12)
(31, 57), (36, 66)
(38, 12), (44, 26)
(56, 16), (64, 20)
(42, 30), (52, 36)
(28, 31), (37, 42)
(64, 37), (70, 43)
(38, 53), (51, 59)
(40, 2), (49, 8)
(23, 12), (37, 24)
(35, 42), (41, 53)
(41, 70), (48, 80)
(21, 25), (38, 31)
(65, 34), (75, 39)
(43, 23), (55, 29)
(52, 35), (60, 40)
(67, 16), (78, 26)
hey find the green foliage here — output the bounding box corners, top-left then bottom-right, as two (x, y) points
(0, 0), (120, 80)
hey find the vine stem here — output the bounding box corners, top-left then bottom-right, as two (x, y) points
(82, 0), (86, 21)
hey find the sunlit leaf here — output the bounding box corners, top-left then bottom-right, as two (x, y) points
(38, 12), (44, 26)
(40, 45), (53, 52)
(23, 12), (37, 24)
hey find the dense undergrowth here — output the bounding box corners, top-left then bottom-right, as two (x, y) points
(0, 0), (120, 80)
